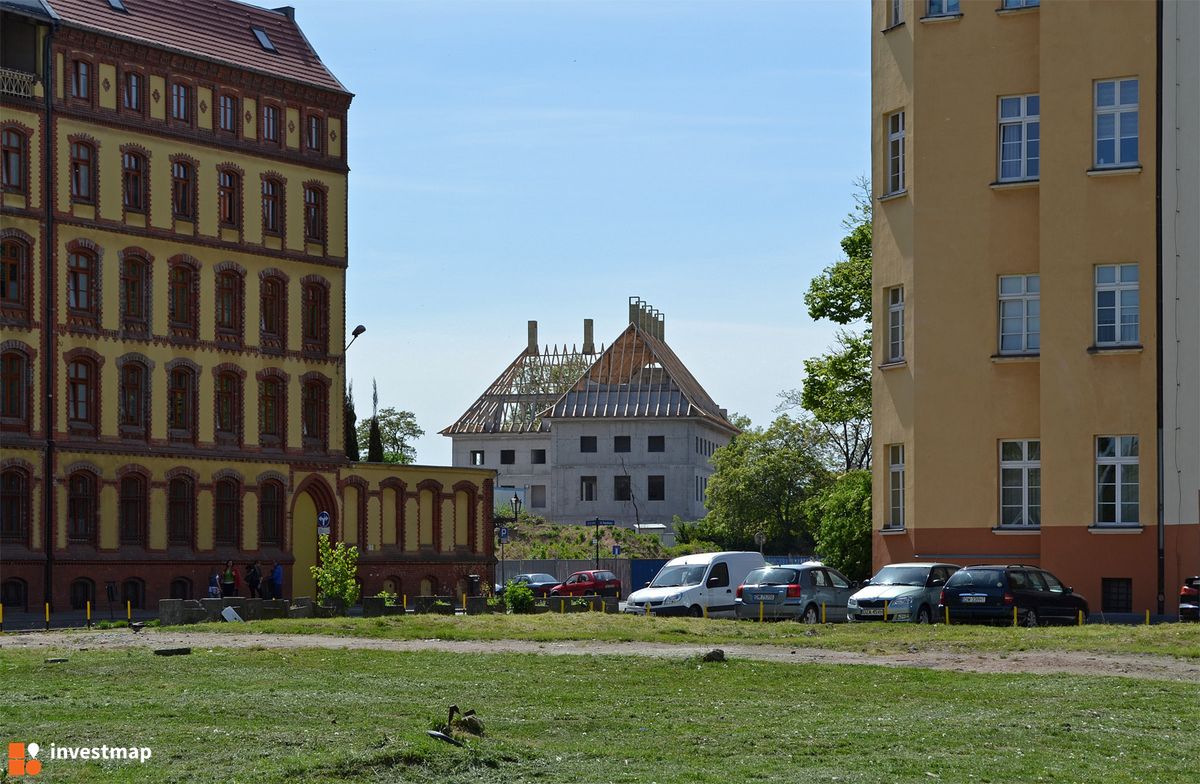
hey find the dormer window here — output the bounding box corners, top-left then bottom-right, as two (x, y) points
(107, 0), (127, 10)
(251, 27), (277, 53)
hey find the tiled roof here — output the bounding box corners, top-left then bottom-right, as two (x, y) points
(46, 0), (347, 93)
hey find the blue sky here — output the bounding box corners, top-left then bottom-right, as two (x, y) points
(284, 0), (870, 464)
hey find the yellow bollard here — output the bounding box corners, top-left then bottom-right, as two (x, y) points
(127, 600), (132, 622)
(883, 601), (889, 622)
(821, 603), (826, 624)
(1013, 606), (1018, 627)
(1145, 609), (1150, 626)
(560, 598), (565, 614)
(601, 600), (606, 614)
(45, 602), (50, 631)
(462, 593), (467, 612)
(403, 594), (407, 611)
(645, 601), (650, 617)
(1078, 609), (1083, 626)
(945, 605), (950, 625)
(702, 605), (708, 619)
(86, 601), (92, 629)
(759, 601), (764, 622)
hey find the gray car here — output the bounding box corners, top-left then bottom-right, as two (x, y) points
(846, 562), (959, 623)
(735, 563), (854, 623)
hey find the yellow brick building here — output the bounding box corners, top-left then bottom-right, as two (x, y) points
(871, 0), (1198, 614)
(1, 0), (494, 611)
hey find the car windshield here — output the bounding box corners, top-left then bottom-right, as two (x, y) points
(949, 569), (1005, 589)
(744, 568), (800, 586)
(871, 565), (930, 586)
(529, 574), (557, 582)
(650, 565), (708, 587)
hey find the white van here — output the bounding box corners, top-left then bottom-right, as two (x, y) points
(624, 552), (767, 618)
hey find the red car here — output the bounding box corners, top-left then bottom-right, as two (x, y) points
(1181, 576), (1199, 622)
(550, 570), (622, 597)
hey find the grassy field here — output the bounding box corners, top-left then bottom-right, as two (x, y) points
(2, 645), (1197, 783)
(179, 612), (1200, 658)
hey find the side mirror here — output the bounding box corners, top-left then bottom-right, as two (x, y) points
(1067, 586), (1074, 594)
(706, 577), (721, 588)
(861, 578), (871, 587)
(930, 578), (945, 587)
(644, 581), (651, 588)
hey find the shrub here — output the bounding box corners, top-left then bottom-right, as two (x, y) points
(375, 590), (398, 606)
(504, 580), (536, 614)
(311, 534), (361, 607)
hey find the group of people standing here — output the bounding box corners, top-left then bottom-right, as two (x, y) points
(209, 560), (284, 600)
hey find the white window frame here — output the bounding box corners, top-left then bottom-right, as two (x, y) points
(1002, 0), (1039, 8)
(998, 274), (1040, 354)
(999, 440), (1040, 527)
(927, 0), (959, 16)
(889, 0), (903, 26)
(887, 286), (905, 362)
(1094, 263), (1139, 346)
(886, 111), (905, 194)
(580, 475), (597, 502)
(997, 94), (1039, 182)
(887, 445), (905, 529)
(1094, 78), (1138, 168)
(1096, 435), (1139, 525)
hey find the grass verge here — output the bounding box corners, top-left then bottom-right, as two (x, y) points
(2, 646), (1197, 783)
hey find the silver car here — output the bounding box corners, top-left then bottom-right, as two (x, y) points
(846, 562), (959, 623)
(735, 563), (854, 623)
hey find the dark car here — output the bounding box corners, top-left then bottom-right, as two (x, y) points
(1180, 576), (1200, 621)
(550, 570), (622, 597)
(498, 573), (560, 597)
(937, 565), (1089, 626)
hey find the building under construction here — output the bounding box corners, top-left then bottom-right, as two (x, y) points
(442, 299), (739, 526)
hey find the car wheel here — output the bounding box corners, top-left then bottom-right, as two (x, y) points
(802, 604), (820, 624)
(688, 604), (703, 618)
(916, 605), (932, 624)
(1022, 608), (1039, 628)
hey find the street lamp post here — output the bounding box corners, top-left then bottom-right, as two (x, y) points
(503, 493), (521, 588)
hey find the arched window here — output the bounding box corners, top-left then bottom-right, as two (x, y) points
(119, 361), (147, 436)
(168, 366), (195, 440)
(67, 358), (96, 432)
(215, 371), (241, 440)
(119, 474), (147, 545)
(170, 577), (192, 600)
(215, 269), (242, 341)
(420, 576), (437, 597)
(301, 281), (328, 355)
(121, 578), (145, 610)
(302, 380), (327, 448)
(303, 186), (325, 241)
(260, 275), (286, 351)
(67, 250), (97, 320)
(0, 468), (29, 543)
(0, 578), (27, 611)
(218, 169), (240, 227)
(122, 151), (147, 211)
(67, 471), (97, 543)
(168, 475), (194, 547)
(1, 129), (26, 193)
(69, 578), (94, 610)
(171, 160), (194, 218)
(168, 264), (195, 335)
(120, 255), (148, 331)
(1, 351), (28, 428)
(70, 141), (95, 202)
(1, 237), (30, 320)
(262, 177), (283, 235)
(259, 376), (283, 447)
(214, 478), (240, 547)
(259, 479), (283, 546)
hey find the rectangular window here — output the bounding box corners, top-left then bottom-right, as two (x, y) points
(500, 449), (515, 465)
(1096, 435), (1139, 525)
(580, 475), (597, 502)
(999, 440), (1041, 527)
(71, 61), (89, 99)
(1002, 0), (1039, 7)
(886, 111), (905, 194)
(307, 115), (323, 151)
(1095, 78), (1138, 168)
(304, 187), (325, 241)
(218, 94), (237, 132)
(1095, 264), (1139, 345)
(171, 161), (193, 218)
(580, 436), (597, 453)
(1101, 577), (1132, 613)
(262, 105), (279, 143)
(887, 286), (905, 362)
(262, 179), (281, 234)
(70, 143), (93, 203)
(927, 0), (959, 16)
(530, 448), (546, 464)
(123, 72), (141, 111)
(648, 475), (665, 501)
(613, 435), (631, 453)
(614, 475), (631, 501)
(998, 274), (1040, 354)
(469, 450), (484, 466)
(171, 83), (190, 122)
(218, 171), (240, 227)
(998, 94), (1039, 181)
(647, 435), (665, 453)
(888, 0), (903, 26)
(122, 153), (146, 212)
(887, 444), (905, 529)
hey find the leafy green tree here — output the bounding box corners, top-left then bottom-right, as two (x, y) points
(344, 381), (360, 462)
(311, 535), (360, 609)
(704, 415), (832, 552)
(810, 470), (872, 580)
(356, 407), (424, 464)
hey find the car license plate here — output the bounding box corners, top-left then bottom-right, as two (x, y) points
(858, 608), (883, 616)
(962, 596), (986, 603)
(752, 594), (775, 602)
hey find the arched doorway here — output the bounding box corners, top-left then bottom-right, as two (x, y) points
(290, 475), (336, 600)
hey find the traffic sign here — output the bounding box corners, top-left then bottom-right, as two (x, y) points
(317, 511), (331, 536)
(498, 526), (509, 544)
(612, 545), (621, 556)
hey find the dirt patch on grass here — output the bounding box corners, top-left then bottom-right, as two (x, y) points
(3, 629), (1198, 682)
